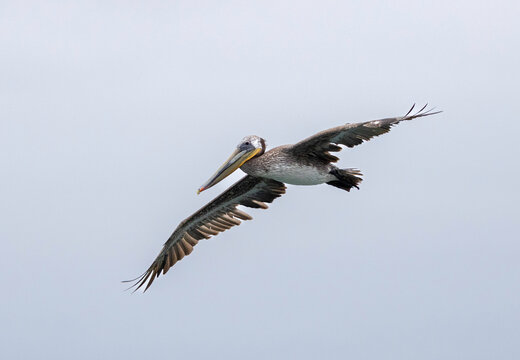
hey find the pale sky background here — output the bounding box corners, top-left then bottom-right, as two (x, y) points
(1, 1), (519, 359)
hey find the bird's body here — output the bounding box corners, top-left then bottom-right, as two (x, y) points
(126, 104), (440, 291)
(241, 145), (336, 185)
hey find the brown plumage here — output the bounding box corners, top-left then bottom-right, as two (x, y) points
(125, 176), (286, 292)
(290, 103), (438, 162)
(126, 104), (440, 292)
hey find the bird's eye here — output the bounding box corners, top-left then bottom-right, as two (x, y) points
(244, 141), (250, 146)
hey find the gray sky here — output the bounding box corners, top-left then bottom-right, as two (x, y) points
(1, 1), (519, 359)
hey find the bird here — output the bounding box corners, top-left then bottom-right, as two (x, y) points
(125, 104), (440, 291)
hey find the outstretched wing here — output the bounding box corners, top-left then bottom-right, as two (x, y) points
(125, 175), (286, 292)
(290, 104), (441, 163)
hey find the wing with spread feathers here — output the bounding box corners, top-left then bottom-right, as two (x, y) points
(125, 175), (286, 292)
(290, 104), (440, 163)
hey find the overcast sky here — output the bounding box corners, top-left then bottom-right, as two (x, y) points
(1, 1), (519, 359)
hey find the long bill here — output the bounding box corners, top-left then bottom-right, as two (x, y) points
(197, 147), (261, 194)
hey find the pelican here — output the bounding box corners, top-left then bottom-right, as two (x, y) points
(126, 104), (440, 291)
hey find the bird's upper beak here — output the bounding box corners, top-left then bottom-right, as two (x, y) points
(197, 147), (261, 194)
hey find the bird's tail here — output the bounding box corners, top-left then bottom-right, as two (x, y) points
(327, 168), (363, 192)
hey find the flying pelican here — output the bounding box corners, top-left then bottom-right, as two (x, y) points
(126, 104), (440, 291)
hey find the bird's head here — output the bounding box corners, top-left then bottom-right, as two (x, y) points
(197, 135), (265, 194)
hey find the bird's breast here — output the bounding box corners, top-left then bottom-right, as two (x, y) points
(241, 154), (334, 185)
